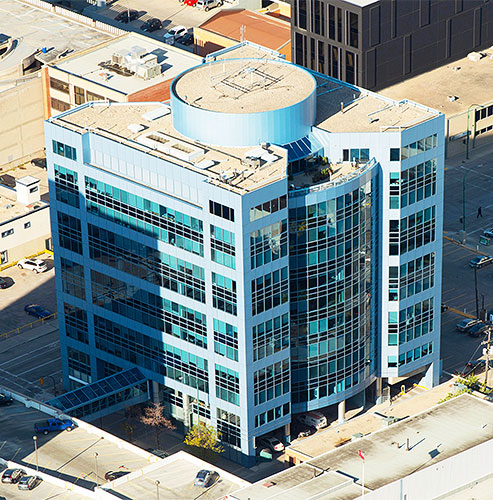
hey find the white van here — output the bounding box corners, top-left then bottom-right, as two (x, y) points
(296, 412), (327, 429)
(196, 0), (222, 10)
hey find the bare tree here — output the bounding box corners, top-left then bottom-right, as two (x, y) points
(139, 402), (176, 449)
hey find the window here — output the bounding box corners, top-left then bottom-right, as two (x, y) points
(249, 195), (286, 222)
(390, 148), (400, 161)
(253, 313), (289, 361)
(348, 12), (359, 48)
(67, 347), (92, 384)
(212, 272), (237, 315)
(209, 200), (234, 222)
(255, 402), (290, 428)
(0, 250), (7, 264)
(86, 91), (105, 102)
(254, 359), (290, 405)
(57, 212), (82, 254)
(211, 225), (236, 269)
(24, 221), (31, 229)
(29, 186), (38, 194)
(50, 77), (69, 94)
(52, 140), (77, 161)
(213, 319), (238, 361)
(250, 220), (288, 269)
(64, 303), (88, 344)
(54, 164), (79, 208)
(51, 97), (70, 112)
(217, 409), (241, 448)
(251, 267), (289, 315)
(343, 148), (369, 163)
(74, 86), (85, 105)
(61, 257), (86, 299)
(215, 364), (240, 405)
(1, 229), (14, 238)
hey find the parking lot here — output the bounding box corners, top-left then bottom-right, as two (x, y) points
(81, 0), (220, 46)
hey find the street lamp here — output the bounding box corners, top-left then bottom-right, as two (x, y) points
(95, 452), (99, 487)
(155, 480), (160, 500)
(32, 435), (38, 472)
(465, 103), (484, 160)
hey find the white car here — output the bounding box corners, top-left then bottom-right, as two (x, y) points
(164, 26), (188, 45)
(258, 436), (284, 452)
(17, 258), (47, 273)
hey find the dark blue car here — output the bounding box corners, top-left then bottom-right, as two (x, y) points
(24, 304), (52, 319)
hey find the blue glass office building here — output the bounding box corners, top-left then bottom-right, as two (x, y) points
(45, 44), (444, 465)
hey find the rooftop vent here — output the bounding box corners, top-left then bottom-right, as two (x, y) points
(128, 123), (145, 133)
(141, 106), (171, 122)
(137, 131), (205, 162)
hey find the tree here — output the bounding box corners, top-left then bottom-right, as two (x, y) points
(139, 402), (176, 449)
(184, 422), (223, 461)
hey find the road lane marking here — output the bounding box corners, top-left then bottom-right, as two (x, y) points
(0, 340), (60, 366)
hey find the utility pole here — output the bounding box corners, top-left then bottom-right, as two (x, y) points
(483, 327), (492, 388)
(474, 267), (479, 318)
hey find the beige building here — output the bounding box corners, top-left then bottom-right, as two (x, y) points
(0, 168), (51, 267)
(44, 33), (202, 118)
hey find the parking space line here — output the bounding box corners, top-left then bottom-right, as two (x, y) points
(18, 358), (61, 376)
(0, 341), (60, 367)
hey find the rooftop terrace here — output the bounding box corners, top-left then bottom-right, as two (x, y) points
(52, 102), (288, 194)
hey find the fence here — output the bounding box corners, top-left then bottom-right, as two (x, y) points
(19, 0), (127, 37)
(0, 312), (58, 341)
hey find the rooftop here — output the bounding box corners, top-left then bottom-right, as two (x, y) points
(314, 74), (438, 133)
(0, 163), (49, 223)
(0, 0), (112, 81)
(174, 58), (315, 113)
(380, 47), (493, 117)
(230, 394), (493, 500)
(51, 32), (202, 96)
(198, 9), (290, 51)
(52, 102), (288, 194)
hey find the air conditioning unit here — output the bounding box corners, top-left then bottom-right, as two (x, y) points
(135, 62), (162, 80)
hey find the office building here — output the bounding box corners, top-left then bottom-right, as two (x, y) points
(44, 33), (202, 118)
(45, 44), (444, 465)
(291, 0), (493, 89)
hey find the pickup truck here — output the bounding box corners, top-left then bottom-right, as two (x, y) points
(34, 418), (75, 435)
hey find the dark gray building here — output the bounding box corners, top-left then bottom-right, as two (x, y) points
(292, 0), (493, 89)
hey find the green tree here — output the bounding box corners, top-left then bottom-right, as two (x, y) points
(184, 422), (224, 461)
(139, 402), (176, 449)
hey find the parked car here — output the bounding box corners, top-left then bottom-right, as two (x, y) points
(483, 228), (493, 239)
(194, 469), (214, 487)
(34, 418), (75, 435)
(17, 258), (47, 273)
(18, 476), (41, 490)
(0, 276), (13, 289)
(177, 32), (194, 46)
(258, 436), (285, 452)
(296, 425), (317, 438)
(115, 9), (139, 23)
(468, 322), (489, 338)
(196, 0), (222, 10)
(104, 471), (130, 481)
(468, 255), (493, 269)
(462, 359), (492, 375)
(164, 26), (188, 44)
(140, 18), (162, 32)
(456, 318), (481, 333)
(31, 157), (47, 169)
(1, 469), (25, 484)
(295, 411), (328, 429)
(0, 393), (13, 406)
(24, 304), (52, 319)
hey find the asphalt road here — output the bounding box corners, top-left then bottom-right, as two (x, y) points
(440, 144), (493, 374)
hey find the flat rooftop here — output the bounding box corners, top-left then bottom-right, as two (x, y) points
(0, 163), (49, 223)
(0, 0), (112, 79)
(102, 451), (248, 499)
(230, 394), (493, 500)
(52, 32), (202, 96)
(380, 47), (493, 117)
(174, 58), (315, 113)
(314, 74), (438, 133)
(198, 9), (290, 51)
(52, 102), (288, 194)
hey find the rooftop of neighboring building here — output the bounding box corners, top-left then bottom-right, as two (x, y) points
(0, 163), (49, 223)
(380, 47), (493, 117)
(51, 102), (288, 194)
(198, 9), (290, 52)
(50, 32), (202, 97)
(229, 394), (493, 500)
(0, 0), (112, 83)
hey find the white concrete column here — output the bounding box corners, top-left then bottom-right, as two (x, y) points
(338, 399), (346, 424)
(152, 381), (160, 403)
(420, 360), (441, 389)
(183, 394), (191, 430)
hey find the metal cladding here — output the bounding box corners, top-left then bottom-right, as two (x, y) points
(171, 58), (317, 147)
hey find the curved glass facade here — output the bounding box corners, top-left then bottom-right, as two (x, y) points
(288, 176), (376, 410)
